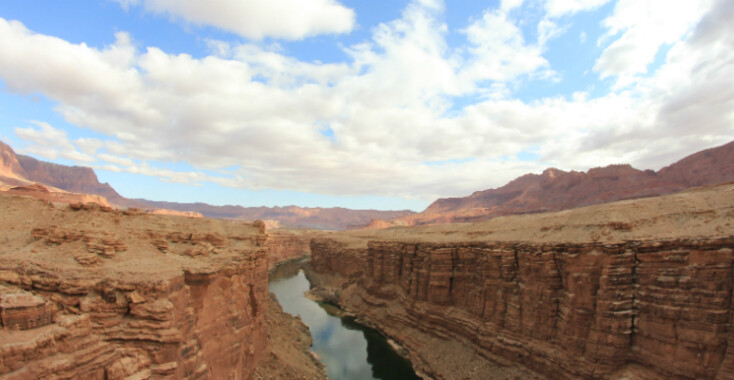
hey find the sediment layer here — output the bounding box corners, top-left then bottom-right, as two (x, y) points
(308, 184), (734, 379)
(0, 194), (268, 379)
(310, 237), (734, 379)
(266, 230), (312, 269)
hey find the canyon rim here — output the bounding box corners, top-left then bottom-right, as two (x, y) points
(2, 1), (734, 379)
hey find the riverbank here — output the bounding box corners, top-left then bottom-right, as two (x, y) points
(304, 266), (541, 380)
(254, 293), (327, 380)
(270, 260), (422, 380)
(255, 257), (326, 379)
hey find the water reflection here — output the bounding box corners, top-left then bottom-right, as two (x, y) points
(269, 262), (420, 380)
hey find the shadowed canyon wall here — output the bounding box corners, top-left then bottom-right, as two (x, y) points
(309, 237), (734, 379)
(266, 230), (312, 269)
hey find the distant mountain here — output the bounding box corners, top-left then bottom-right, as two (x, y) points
(131, 199), (415, 230)
(389, 140), (734, 226)
(1, 140), (125, 201)
(0, 140), (414, 229)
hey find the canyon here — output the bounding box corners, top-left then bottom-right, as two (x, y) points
(0, 193), (323, 379)
(2, 136), (734, 379)
(307, 183), (734, 379)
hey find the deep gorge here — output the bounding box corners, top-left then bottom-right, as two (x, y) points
(307, 237), (734, 379)
(269, 259), (421, 380)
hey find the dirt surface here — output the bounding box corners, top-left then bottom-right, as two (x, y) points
(0, 193), (263, 282)
(255, 293), (327, 380)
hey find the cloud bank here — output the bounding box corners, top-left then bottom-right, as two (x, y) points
(0, 0), (732, 203)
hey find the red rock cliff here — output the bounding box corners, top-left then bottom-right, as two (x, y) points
(308, 185), (734, 379)
(266, 231), (313, 269)
(0, 194), (268, 379)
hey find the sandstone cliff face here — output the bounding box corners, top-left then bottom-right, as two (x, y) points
(0, 141), (25, 183)
(0, 194), (268, 379)
(266, 231), (312, 269)
(310, 238), (734, 380)
(15, 154), (123, 203)
(308, 184), (734, 379)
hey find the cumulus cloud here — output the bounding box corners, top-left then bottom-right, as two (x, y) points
(546, 0), (613, 18)
(500, 0), (525, 13)
(460, 9), (552, 85)
(594, 0), (714, 82)
(0, 0), (732, 203)
(115, 0), (356, 40)
(14, 121), (96, 163)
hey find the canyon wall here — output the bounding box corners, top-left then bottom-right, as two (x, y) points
(266, 231), (312, 268)
(0, 195), (268, 379)
(309, 236), (734, 379)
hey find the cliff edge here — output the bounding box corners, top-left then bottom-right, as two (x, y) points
(308, 183), (734, 379)
(0, 194), (268, 379)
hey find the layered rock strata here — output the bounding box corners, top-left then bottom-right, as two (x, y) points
(266, 231), (313, 269)
(307, 185), (734, 380)
(309, 237), (734, 379)
(0, 194), (268, 379)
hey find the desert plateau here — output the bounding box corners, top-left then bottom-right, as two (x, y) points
(1, 1), (734, 379)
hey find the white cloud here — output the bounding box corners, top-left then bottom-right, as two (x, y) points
(538, 18), (566, 47)
(594, 0), (715, 82)
(501, 0), (525, 13)
(460, 10), (552, 84)
(115, 0), (356, 40)
(546, 0), (613, 18)
(0, 0), (732, 203)
(14, 121), (96, 163)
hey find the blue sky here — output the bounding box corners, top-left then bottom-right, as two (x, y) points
(0, 0), (732, 211)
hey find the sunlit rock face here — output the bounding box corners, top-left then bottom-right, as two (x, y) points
(308, 184), (734, 379)
(0, 194), (268, 379)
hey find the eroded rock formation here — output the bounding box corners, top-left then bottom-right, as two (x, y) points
(307, 184), (734, 379)
(0, 194), (268, 379)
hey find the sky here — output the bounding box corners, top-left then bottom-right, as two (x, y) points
(0, 0), (732, 212)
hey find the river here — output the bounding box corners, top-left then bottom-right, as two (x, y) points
(269, 260), (421, 380)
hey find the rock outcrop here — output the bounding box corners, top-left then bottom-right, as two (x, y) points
(0, 193), (268, 379)
(3, 183), (113, 208)
(307, 183), (734, 379)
